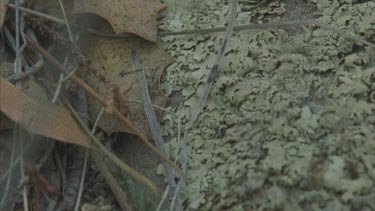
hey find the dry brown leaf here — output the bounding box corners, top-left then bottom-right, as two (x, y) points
(73, 0), (165, 42)
(0, 77), (91, 147)
(78, 35), (173, 138)
(0, 0), (9, 29)
(0, 63), (48, 131)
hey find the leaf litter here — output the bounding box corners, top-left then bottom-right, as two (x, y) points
(1, 0), (176, 210)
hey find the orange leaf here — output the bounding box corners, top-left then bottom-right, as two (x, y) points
(0, 77), (91, 147)
(73, 0), (165, 42)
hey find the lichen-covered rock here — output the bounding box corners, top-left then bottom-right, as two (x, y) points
(158, 0), (375, 210)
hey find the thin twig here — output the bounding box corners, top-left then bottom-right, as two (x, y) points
(52, 0), (74, 104)
(52, 90), (133, 210)
(62, 96), (158, 194)
(7, 3), (66, 24)
(52, 72), (64, 103)
(159, 20), (375, 48)
(87, 19), (375, 49)
(6, 59), (44, 82)
(57, 0), (73, 42)
(0, 129), (17, 209)
(0, 141), (29, 184)
(72, 87), (91, 211)
(90, 152), (133, 211)
(73, 151), (88, 211)
(132, 51), (183, 211)
(54, 86), (89, 211)
(53, 60), (78, 86)
(169, 179), (182, 211)
(54, 150), (67, 190)
(0, 9), (28, 206)
(156, 185), (170, 211)
(183, 0), (238, 167)
(125, 99), (177, 116)
(24, 35), (185, 177)
(14, 1), (30, 210)
(35, 141), (55, 170)
(72, 106), (102, 211)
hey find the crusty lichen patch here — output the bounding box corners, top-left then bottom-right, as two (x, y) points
(158, 0), (375, 210)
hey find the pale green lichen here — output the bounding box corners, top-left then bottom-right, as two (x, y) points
(158, 0), (375, 210)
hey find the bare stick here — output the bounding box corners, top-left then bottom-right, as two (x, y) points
(24, 35), (185, 177)
(90, 151), (133, 211)
(132, 51), (182, 211)
(14, 1), (30, 210)
(156, 185), (169, 211)
(6, 59), (44, 82)
(125, 99), (177, 116)
(57, 0), (74, 42)
(0, 130), (17, 209)
(159, 19), (375, 48)
(87, 19), (375, 49)
(63, 95), (134, 210)
(72, 90), (92, 211)
(62, 93), (158, 193)
(177, 0), (237, 174)
(74, 108), (103, 211)
(52, 72), (64, 103)
(187, 0), (238, 130)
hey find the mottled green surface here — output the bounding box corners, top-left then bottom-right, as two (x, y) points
(158, 0), (374, 210)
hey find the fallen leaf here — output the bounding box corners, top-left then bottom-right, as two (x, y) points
(0, 63), (47, 131)
(0, 77), (91, 147)
(73, 0), (165, 42)
(78, 33), (173, 138)
(0, 0), (9, 29)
